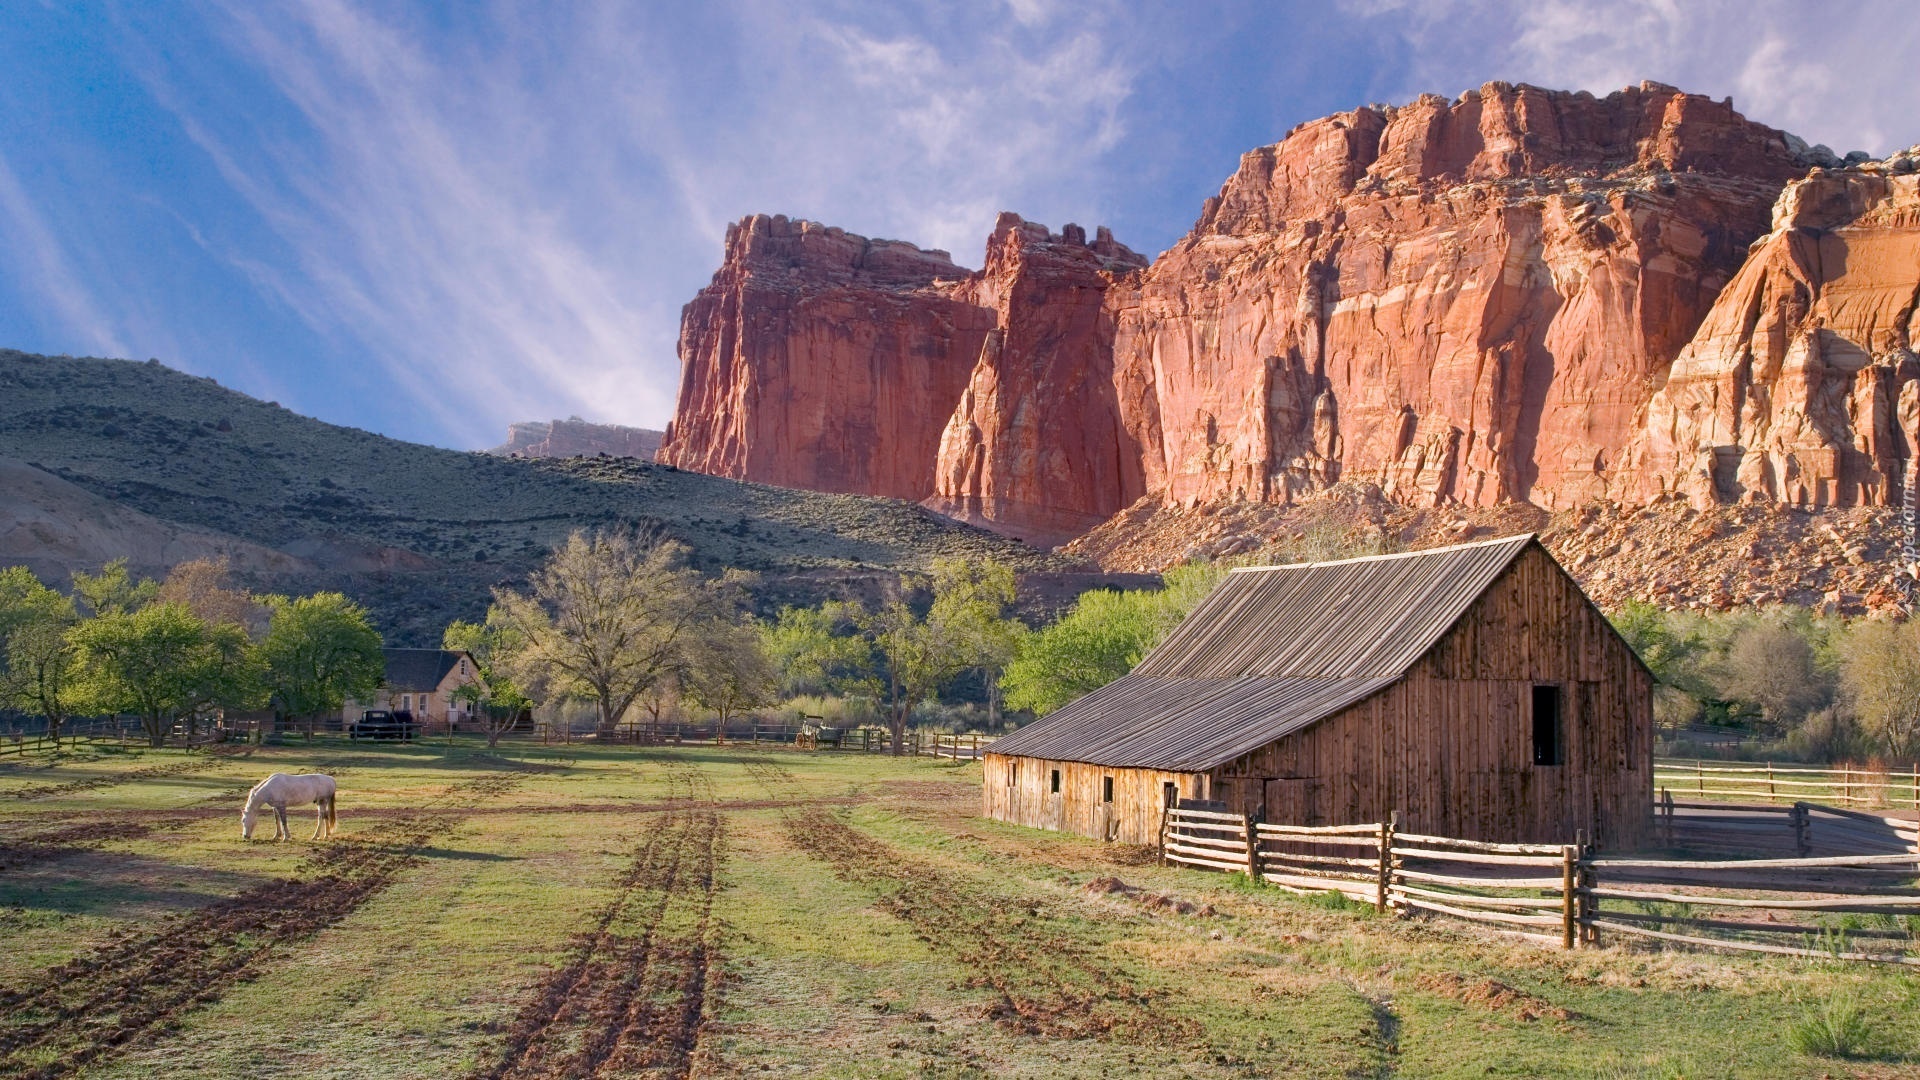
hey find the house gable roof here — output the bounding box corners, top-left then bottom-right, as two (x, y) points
(382, 648), (471, 692)
(988, 534), (1538, 772)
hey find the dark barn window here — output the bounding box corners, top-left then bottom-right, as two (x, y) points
(1532, 684), (1564, 766)
(1163, 781), (1178, 807)
(1103, 776), (1114, 803)
(1050, 769), (1061, 794)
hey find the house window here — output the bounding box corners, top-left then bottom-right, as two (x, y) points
(1163, 781), (1178, 807)
(1102, 776), (1114, 803)
(1050, 769), (1061, 794)
(1532, 685), (1564, 766)
(401, 694), (411, 711)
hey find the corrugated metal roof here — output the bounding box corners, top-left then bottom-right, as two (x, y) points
(989, 534), (1536, 771)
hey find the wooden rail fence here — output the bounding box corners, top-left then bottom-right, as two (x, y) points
(1159, 803), (1920, 963)
(1656, 757), (1920, 809)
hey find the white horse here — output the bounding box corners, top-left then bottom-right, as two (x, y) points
(241, 773), (338, 841)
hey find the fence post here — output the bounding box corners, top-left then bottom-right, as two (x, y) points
(1243, 810), (1262, 882)
(1792, 802), (1811, 856)
(1560, 843), (1578, 950)
(1375, 815), (1394, 913)
(1767, 762), (1775, 800)
(1696, 760), (1704, 796)
(1159, 803), (1172, 866)
(1660, 787), (1674, 847)
(1577, 829), (1597, 947)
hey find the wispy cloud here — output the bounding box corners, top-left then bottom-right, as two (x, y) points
(105, 0), (1137, 444)
(1341, 0), (1917, 156)
(0, 152), (129, 358)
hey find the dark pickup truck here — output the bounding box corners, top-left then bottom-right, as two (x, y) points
(349, 709), (417, 742)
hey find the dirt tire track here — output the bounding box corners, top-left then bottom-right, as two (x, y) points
(0, 772), (522, 1080)
(0, 821), (176, 872)
(746, 759), (1194, 1044)
(473, 764), (726, 1080)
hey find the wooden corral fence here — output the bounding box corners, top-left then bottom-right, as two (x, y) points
(538, 719), (999, 760)
(1656, 757), (1920, 809)
(1160, 803), (1920, 963)
(0, 717), (170, 754)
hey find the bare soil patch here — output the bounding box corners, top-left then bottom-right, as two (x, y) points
(1416, 972), (1574, 1023)
(0, 772), (521, 1078)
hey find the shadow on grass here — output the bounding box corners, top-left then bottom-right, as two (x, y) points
(0, 852), (274, 917)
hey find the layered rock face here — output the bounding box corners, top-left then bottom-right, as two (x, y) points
(661, 82), (1915, 545)
(926, 214), (1148, 546)
(490, 418), (663, 459)
(656, 214), (993, 501)
(1622, 151), (1920, 508)
(1115, 81), (1808, 512)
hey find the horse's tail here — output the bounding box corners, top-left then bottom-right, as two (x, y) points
(327, 794), (337, 833)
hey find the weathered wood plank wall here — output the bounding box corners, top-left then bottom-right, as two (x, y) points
(981, 755), (1200, 846)
(1213, 544), (1652, 847)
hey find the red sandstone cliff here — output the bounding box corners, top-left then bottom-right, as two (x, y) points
(1114, 81), (1808, 513)
(926, 214), (1148, 546)
(656, 214), (992, 501)
(1622, 150), (1920, 508)
(490, 418), (663, 459)
(660, 82), (1913, 547)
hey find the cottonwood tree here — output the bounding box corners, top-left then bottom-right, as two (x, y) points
(70, 558), (158, 617)
(864, 558), (1023, 755)
(1001, 562), (1223, 716)
(488, 530), (740, 735)
(1839, 618), (1920, 759)
(927, 559), (1020, 725)
(443, 618), (531, 748)
(157, 557), (267, 636)
(70, 602), (259, 746)
(0, 568), (80, 745)
(684, 617), (778, 729)
(763, 601), (876, 699)
(259, 593), (386, 736)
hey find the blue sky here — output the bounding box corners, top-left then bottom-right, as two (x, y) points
(1, 1), (1913, 450)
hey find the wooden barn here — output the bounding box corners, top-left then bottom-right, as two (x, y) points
(983, 535), (1654, 849)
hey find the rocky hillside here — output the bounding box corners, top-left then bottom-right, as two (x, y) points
(658, 81), (1920, 590)
(0, 350), (1079, 643)
(490, 418), (663, 460)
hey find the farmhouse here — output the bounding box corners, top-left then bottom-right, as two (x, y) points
(343, 648), (484, 729)
(983, 535), (1653, 849)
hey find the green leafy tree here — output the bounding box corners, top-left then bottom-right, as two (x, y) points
(488, 530), (739, 734)
(763, 602), (876, 698)
(926, 559), (1021, 725)
(259, 593), (385, 735)
(69, 602), (259, 746)
(1002, 588), (1156, 715)
(444, 617), (531, 748)
(70, 558), (158, 617)
(1001, 562), (1223, 716)
(0, 567), (81, 744)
